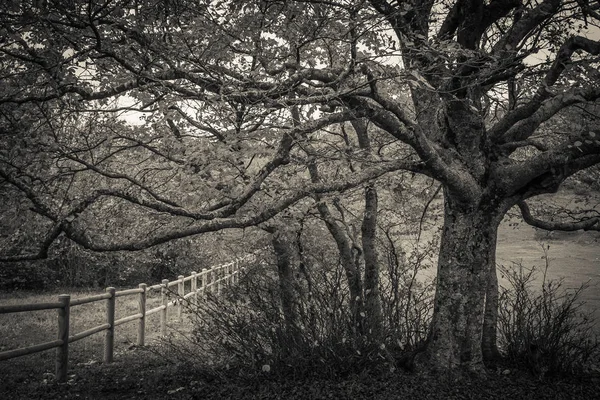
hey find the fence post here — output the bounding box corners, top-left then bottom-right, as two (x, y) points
(224, 265), (228, 288)
(104, 287), (116, 363)
(177, 275), (185, 321)
(199, 268), (205, 296)
(205, 268), (211, 295)
(216, 267), (222, 295)
(161, 279), (169, 336)
(55, 294), (70, 382)
(137, 283), (147, 346)
(191, 271), (197, 304)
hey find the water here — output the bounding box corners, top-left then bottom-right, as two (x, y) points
(497, 220), (600, 324)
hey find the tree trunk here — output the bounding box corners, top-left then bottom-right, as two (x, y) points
(422, 193), (504, 373)
(315, 202), (363, 327)
(482, 251), (502, 364)
(301, 114), (363, 328)
(361, 184), (382, 339)
(271, 228), (301, 346)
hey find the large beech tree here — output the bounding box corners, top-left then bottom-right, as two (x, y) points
(2, 0), (600, 372)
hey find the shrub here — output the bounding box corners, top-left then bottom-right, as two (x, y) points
(170, 243), (434, 379)
(379, 233), (436, 351)
(0, 260), (57, 290)
(182, 262), (376, 378)
(497, 259), (599, 376)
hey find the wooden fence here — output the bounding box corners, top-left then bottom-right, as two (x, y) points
(0, 254), (254, 382)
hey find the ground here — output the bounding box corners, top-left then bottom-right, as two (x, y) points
(3, 347), (600, 400)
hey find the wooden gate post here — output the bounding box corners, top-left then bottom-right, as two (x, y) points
(225, 263), (228, 285)
(104, 287), (116, 363)
(137, 283), (147, 346)
(191, 271), (197, 304)
(160, 279), (169, 336)
(56, 294), (70, 382)
(177, 275), (185, 321)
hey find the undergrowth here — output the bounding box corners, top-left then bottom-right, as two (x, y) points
(163, 243), (435, 379)
(497, 254), (600, 376)
(162, 248), (599, 380)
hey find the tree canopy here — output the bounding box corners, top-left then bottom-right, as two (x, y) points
(1, 0), (600, 372)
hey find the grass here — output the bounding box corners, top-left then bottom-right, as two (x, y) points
(0, 286), (192, 395)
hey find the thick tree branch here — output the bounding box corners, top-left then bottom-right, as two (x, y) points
(497, 148), (600, 196)
(368, 0), (402, 37)
(518, 200), (600, 231)
(168, 105), (227, 143)
(490, 36), (600, 143)
(501, 86), (600, 144)
(54, 158), (423, 252)
(438, 0), (519, 43)
(492, 0), (561, 54)
(347, 96), (481, 203)
(438, 1), (462, 40)
(545, 36), (600, 87)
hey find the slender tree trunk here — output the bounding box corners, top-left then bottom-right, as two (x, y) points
(422, 193), (504, 373)
(302, 133), (363, 326)
(481, 195), (517, 363)
(271, 228), (300, 346)
(314, 202), (363, 327)
(295, 224), (319, 338)
(361, 184), (382, 339)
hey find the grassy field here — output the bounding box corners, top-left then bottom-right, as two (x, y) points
(0, 286), (193, 394)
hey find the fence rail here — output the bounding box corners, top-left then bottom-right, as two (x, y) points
(0, 253), (256, 382)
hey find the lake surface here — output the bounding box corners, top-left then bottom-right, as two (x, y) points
(497, 217), (600, 324)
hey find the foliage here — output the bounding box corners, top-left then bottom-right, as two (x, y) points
(0, 260), (57, 290)
(0, 227), (259, 290)
(379, 227), (437, 350)
(179, 233), (434, 378)
(1, 0), (597, 257)
(497, 258), (600, 376)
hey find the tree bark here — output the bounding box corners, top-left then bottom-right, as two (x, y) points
(422, 192), (504, 373)
(312, 201), (363, 329)
(361, 184), (382, 339)
(482, 251), (502, 364)
(271, 227), (301, 346)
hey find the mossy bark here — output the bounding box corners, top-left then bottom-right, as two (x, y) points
(422, 193), (504, 373)
(361, 184), (382, 339)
